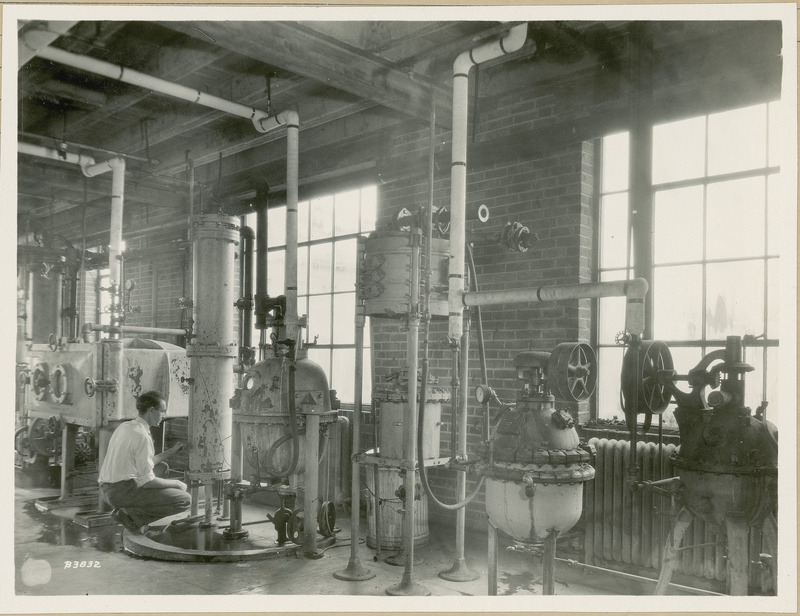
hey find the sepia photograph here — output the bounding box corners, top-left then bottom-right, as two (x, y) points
(2, 2), (796, 613)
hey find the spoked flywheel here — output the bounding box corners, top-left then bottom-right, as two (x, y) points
(547, 342), (597, 402)
(620, 340), (673, 433)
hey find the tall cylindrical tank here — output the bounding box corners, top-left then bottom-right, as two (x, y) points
(187, 214), (239, 481)
(362, 229), (450, 318)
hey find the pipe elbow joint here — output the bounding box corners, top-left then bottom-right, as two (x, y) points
(254, 109), (300, 134)
(82, 156), (125, 178)
(626, 277), (649, 301)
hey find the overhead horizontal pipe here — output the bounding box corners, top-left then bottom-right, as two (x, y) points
(32, 44), (279, 134)
(18, 21), (77, 67)
(462, 278), (649, 336)
(18, 141), (96, 170)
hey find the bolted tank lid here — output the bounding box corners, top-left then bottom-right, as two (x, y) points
(372, 369), (450, 403)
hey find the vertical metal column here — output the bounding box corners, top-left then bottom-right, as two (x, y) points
(439, 317), (478, 582)
(386, 233), (429, 596)
(335, 236), (375, 581)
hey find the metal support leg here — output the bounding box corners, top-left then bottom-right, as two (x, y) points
(488, 519), (498, 596)
(60, 423), (78, 500)
(655, 506), (693, 595)
(726, 515), (750, 595)
(200, 480), (215, 527)
(190, 482), (200, 517)
(542, 529), (560, 595)
(303, 412), (322, 559)
(334, 293), (375, 581)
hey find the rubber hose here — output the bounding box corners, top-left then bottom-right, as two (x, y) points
(417, 247), (485, 511)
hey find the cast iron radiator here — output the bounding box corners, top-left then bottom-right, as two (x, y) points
(584, 438), (728, 584)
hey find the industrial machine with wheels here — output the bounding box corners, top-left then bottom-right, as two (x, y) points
(472, 343), (597, 595)
(619, 335), (778, 595)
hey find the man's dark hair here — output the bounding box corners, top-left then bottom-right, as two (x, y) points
(137, 390), (165, 415)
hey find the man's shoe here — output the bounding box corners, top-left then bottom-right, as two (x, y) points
(111, 509), (141, 534)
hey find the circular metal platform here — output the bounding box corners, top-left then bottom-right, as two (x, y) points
(122, 519), (335, 562)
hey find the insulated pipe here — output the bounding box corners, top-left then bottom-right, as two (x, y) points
(18, 142), (96, 172)
(81, 323), (185, 340)
(18, 143), (126, 337)
(447, 23), (528, 343)
(281, 111), (301, 346)
(463, 278), (649, 337)
(33, 45), (273, 133)
(18, 21), (78, 67)
(255, 205), (269, 336)
(83, 157), (126, 336)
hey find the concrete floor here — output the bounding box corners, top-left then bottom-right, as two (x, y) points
(14, 469), (623, 599)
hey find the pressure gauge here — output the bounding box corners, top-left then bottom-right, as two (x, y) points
(474, 384), (492, 404)
(245, 376), (256, 390)
(124, 279), (136, 291)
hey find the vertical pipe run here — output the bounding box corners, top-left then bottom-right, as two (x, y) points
(255, 206), (269, 338)
(386, 232), (429, 596)
(283, 113), (301, 345)
(83, 157), (126, 337)
(447, 23), (527, 343)
(334, 236), (375, 581)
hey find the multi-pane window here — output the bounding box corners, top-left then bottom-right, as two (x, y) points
(596, 102), (781, 428)
(246, 186), (377, 406)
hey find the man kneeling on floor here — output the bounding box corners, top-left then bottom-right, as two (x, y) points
(98, 389), (191, 534)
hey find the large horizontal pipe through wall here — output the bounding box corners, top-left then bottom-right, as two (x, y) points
(462, 278), (648, 336)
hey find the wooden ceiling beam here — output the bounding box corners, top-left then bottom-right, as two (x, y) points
(159, 21), (448, 126)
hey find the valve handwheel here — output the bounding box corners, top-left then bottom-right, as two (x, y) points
(84, 377), (97, 397)
(28, 418), (61, 457)
(621, 340), (673, 433)
(547, 342), (597, 402)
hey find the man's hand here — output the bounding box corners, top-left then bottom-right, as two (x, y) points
(169, 441), (185, 454)
(173, 479), (188, 492)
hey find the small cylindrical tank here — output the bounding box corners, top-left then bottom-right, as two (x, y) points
(372, 369), (449, 460)
(362, 229), (450, 318)
(187, 214), (239, 481)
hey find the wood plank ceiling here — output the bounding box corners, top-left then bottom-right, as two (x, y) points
(15, 19), (783, 241)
